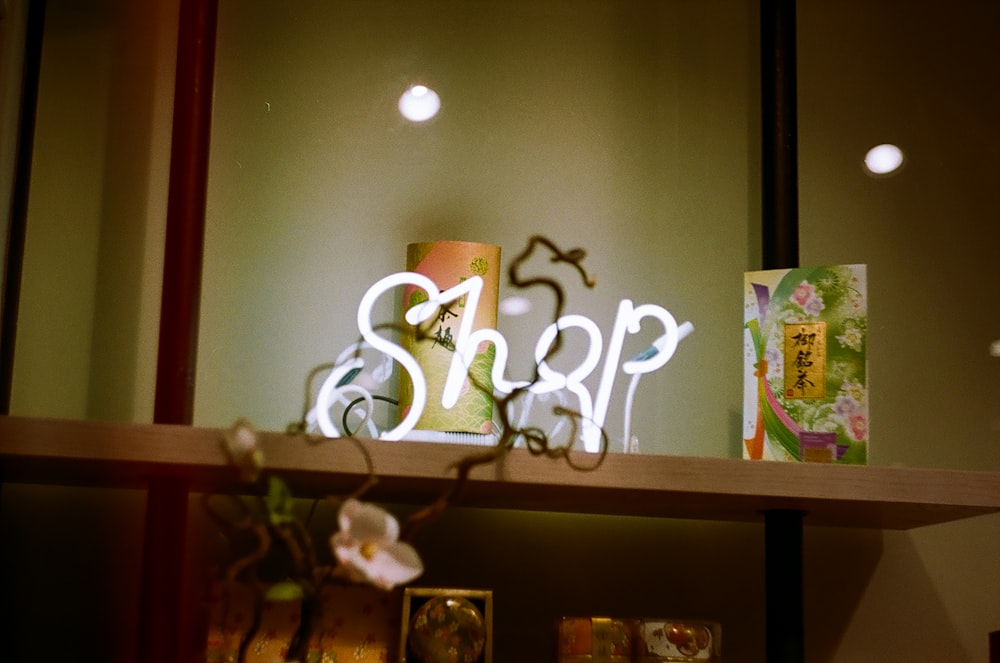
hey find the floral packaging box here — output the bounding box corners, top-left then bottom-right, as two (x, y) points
(637, 619), (721, 661)
(206, 582), (400, 663)
(743, 264), (868, 464)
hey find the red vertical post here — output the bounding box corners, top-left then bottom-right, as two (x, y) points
(153, 0), (217, 426)
(140, 0), (218, 661)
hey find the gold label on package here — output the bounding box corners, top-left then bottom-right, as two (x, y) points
(783, 322), (826, 399)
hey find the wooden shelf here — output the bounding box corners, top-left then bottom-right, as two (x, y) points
(2, 415), (998, 530)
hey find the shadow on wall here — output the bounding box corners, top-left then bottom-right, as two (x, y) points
(387, 507), (888, 663)
(803, 526), (883, 662)
(0, 487), (977, 662)
(828, 519), (1000, 663)
(0, 484), (146, 662)
(403, 509), (983, 663)
(403, 508), (771, 663)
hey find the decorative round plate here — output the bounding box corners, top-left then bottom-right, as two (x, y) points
(408, 595), (486, 663)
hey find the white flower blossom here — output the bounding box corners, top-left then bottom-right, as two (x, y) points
(331, 499), (423, 590)
(223, 419), (264, 482)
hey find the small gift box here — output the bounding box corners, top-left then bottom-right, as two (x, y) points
(557, 617), (637, 662)
(636, 619), (721, 662)
(400, 587), (493, 663)
(309, 583), (401, 662)
(205, 582), (400, 663)
(743, 264), (869, 464)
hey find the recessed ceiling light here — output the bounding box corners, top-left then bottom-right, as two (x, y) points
(499, 296), (532, 316)
(864, 144), (905, 176)
(398, 85), (441, 123)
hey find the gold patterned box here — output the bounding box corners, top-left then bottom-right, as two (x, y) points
(206, 582), (400, 663)
(743, 265), (869, 464)
(636, 619), (721, 662)
(557, 617), (637, 662)
(400, 587), (493, 663)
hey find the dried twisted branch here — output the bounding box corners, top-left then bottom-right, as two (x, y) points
(401, 235), (606, 539)
(207, 235), (609, 661)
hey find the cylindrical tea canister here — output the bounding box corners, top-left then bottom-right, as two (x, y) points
(398, 240), (501, 435)
(557, 617), (636, 663)
(637, 619), (721, 661)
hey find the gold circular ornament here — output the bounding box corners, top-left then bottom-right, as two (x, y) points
(408, 595), (486, 663)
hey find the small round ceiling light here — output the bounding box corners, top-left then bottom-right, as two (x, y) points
(398, 84), (441, 123)
(864, 143), (905, 176)
(499, 296), (532, 316)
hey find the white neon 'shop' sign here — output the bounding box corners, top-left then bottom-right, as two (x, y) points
(313, 272), (693, 451)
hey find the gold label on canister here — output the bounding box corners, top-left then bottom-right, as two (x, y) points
(591, 617), (613, 661)
(558, 617), (632, 663)
(783, 321), (826, 399)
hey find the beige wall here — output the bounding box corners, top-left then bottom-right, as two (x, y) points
(3, 1), (998, 661)
(10, 0), (175, 422)
(197, 0), (757, 458)
(794, 5), (1000, 660)
(1, 0), (29, 290)
(2, 0), (175, 658)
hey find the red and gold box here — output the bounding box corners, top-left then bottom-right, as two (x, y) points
(557, 617), (638, 662)
(636, 619), (721, 662)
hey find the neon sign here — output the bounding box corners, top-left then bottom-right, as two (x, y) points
(313, 272), (693, 451)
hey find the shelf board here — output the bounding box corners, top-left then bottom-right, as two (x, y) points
(2, 415), (998, 530)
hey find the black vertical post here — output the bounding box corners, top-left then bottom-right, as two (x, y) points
(761, 0), (799, 270)
(1, 0), (48, 415)
(761, 1), (805, 662)
(765, 510), (805, 663)
(138, 0), (218, 661)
